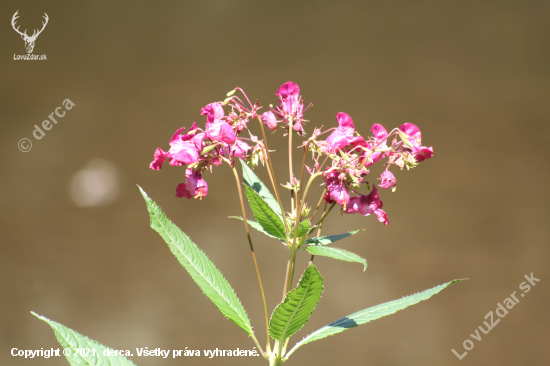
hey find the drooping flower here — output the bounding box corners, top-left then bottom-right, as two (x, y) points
(323, 171), (350, 209)
(206, 120), (236, 144)
(360, 123), (388, 167)
(275, 81), (300, 116)
(324, 112), (356, 152)
(232, 139), (252, 160)
(201, 103), (224, 123)
(398, 122), (433, 162)
(201, 102), (237, 144)
(260, 111), (278, 131)
(149, 127), (200, 170)
(344, 185), (389, 225)
(272, 81), (308, 135)
(378, 170), (396, 189)
(176, 169), (208, 199)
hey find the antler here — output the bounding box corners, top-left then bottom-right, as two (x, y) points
(11, 10), (28, 37)
(30, 13), (49, 39)
(30, 13), (49, 38)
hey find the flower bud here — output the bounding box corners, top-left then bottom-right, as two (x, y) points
(379, 170), (396, 191)
(260, 111), (278, 131)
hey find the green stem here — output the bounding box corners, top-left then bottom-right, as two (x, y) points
(256, 116), (289, 233)
(310, 188), (327, 221)
(281, 172), (321, 299)
(229, 163), (270, 355)
(288, 117), (295, 216)
(310, 203), (328, 263)
(316, 202), (336, 228)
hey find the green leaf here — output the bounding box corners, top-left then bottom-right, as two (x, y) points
(244, 185), (286, 240)
(306, 246), (367, 271)
(229, 216), (282, 241)
(241, 161), (282, 217)
(269, 265), (324, 342)
(139, 186), (253, 337)
(305, 230), (364, 246)
(32, 312), (136, 366)
(290, 219), (310, 239)
(286, 279), (466, 357)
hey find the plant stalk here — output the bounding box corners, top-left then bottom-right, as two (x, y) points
(230, 164), (270, 355)
(256, 116), (289, 232)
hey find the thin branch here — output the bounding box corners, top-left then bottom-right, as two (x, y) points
(310, 188), (327, 221)
(256, 116), (289, 232)
(282, 172), (321, 299)
(309, 202), (328, 264)
(229, 163), (270, 355)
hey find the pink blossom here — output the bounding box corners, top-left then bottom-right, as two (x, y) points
(206, 121), (236, 144)
(325, 112), (356, 152)
(168, 141), (200, 166)
(201, 103), (224, 123)
(344, 185), (389, 225)
(360, 124), (389, 167)
(261, 111), (278, 131)
(273, 81), (307, 135)
(149, 148), (169, 170)
(399, 122), (433, 162)
(371, 123), (388, 144)
(149, 127), (200, 170)
(275, 81), (300, 115)
(192, 132), (206, 150)
(378, 170), (396, 189)
(176, 169), (208, 199)
(232, 139), (252, 160)
(323, 171), (350, 209)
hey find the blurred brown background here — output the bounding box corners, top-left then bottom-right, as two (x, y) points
(1, 1), (549, 365)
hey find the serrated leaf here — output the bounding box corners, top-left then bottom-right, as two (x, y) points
(241, 161), (282, 217)
(290, 219), (310, 239)
(287, 279), (466, 357)
(244, 185), (286, 240)
(139, 186), (253, 336)
(229, 216), (282, 240)
(32, 312), (136, 366)
(269, 265), (323, 342)
(306, 246), (367, 271)
(305, 230), (364, 246)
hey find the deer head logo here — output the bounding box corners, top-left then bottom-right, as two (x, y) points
(11, 11), (49, 54)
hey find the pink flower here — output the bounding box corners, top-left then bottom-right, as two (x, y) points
(260, 111), (278, 131)
(149, 148), (169, 170)
(232, 139), (252, 160)
(275, 81), (300, 116)
(360, 124), (389, 167)
(273, 81), (307, 135)
(176, 169), (208, 199)
(149, 127), (200, 170)
(206, 121), (236, 144)
(399, 122), (433, 162)
(371, 123), (388, 144)
(378, 170), (396, 189)
(192, 132), (206, 150)
(323, 171), (350, 209)
(201, 103), (224, 123)
(325, 112), (356, 152)
(344, 185), (389, 225)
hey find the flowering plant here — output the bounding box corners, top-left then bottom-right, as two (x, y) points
(34, 82), (462, 365)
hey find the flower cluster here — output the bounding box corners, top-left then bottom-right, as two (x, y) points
(149, 92), (266, 199)
(306, 111), (433, 225)
(150, 80), (433, 227)
(260, 81), (311, 136)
